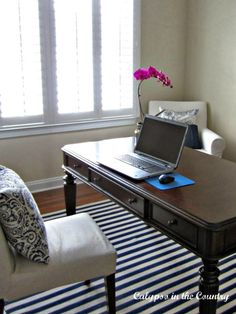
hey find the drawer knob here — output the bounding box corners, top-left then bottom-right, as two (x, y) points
(73, 164), (82, 169)
(168, 219), (177, 226)
(128, 198), (137, 204)
(93, 177), (100, 183)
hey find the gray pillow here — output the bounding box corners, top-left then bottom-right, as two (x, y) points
(0, 166), (49, 264)
(158, 108), (199, 124)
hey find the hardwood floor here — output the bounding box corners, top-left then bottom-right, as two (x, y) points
(33, 183), (106, 214)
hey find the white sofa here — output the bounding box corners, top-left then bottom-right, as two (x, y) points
(148, 100), (226, 158)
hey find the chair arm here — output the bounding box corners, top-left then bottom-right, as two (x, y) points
(201, 128), (226, 158)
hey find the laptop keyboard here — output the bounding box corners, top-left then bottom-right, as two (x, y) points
(116, 154), (161, 172)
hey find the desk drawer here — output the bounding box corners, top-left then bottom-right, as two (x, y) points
(90, 171), (145, 217)
(67, 156), (89, 179)
(151, 204), (197, 247)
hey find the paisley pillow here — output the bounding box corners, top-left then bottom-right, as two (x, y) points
(0, 166), (26, 190)
(0, 166), (49, 264)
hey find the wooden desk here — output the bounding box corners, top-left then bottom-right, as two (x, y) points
(62, 137), (236, 314)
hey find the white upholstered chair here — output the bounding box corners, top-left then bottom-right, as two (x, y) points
(148, 100), (226, 158)
(0, 167), (116, 314)
(0, 214), (116, 314)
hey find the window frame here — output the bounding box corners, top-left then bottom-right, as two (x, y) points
(0, 0), (140, 139)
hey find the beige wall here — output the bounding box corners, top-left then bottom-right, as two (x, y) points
(142, 0), (236, 162)
(184, 0), (236, 161)
(0, 126), (134, 181)
(140, 0), (187, 111)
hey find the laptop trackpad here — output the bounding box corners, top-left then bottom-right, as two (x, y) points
(99, 158), (151, 179)
(145, 165), (167, 173)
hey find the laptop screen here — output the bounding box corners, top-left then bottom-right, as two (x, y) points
(135, 115), (188, 166)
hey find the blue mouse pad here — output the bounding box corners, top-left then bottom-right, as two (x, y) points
(145, 173), (195, 190)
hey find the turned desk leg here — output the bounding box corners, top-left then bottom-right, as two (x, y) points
(199, 259), (220, 314)
(63, 172), (76, 215)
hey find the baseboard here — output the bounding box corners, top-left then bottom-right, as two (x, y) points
(26, 175), (84, 193)
(26, 176), (64, 193)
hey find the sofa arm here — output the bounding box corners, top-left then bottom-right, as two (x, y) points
(200, 128), (226, 158)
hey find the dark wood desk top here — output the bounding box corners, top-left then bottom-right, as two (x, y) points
(62, 136), (236, 313)
(63, 136), (236, 228)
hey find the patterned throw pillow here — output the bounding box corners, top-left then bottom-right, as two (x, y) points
(0, 166), (49, 264)
(158, 108), (199, 124)
(0, 166), (26, 190)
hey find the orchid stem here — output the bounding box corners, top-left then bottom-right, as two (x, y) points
(137, 80), (145, 123)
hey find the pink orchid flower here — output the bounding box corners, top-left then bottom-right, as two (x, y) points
(133, 65), (173, 122)
(156, 71), (172, 87)
(133, 68), (150, 80)
(147, 66), (160, 78)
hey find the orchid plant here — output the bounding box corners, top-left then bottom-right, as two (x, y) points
(133, 66), (173, 122)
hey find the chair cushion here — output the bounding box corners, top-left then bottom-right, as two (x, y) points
(0, 166), (49, 264)
(6, 213), (116, 300)
(158, 108), (199, 124)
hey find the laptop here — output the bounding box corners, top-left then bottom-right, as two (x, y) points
(98, 115), (188, 180)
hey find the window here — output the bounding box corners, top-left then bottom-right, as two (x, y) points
(0, 0), (140, 137)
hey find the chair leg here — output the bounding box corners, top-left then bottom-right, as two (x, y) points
(84, 279), (91, 285)
(104, 273), (116, 314)
(0, 299), (4, 314)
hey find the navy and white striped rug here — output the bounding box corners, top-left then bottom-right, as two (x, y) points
(5, 200), (236, 313)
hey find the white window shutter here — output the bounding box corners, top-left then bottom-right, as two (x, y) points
(54, 0), (94, 114)
(0, 1), (43, 121)
(0, 0), (139, 134)
(100, 0), (133, 111)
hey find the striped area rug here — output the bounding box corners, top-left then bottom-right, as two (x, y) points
(5, 199), (236, 314)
